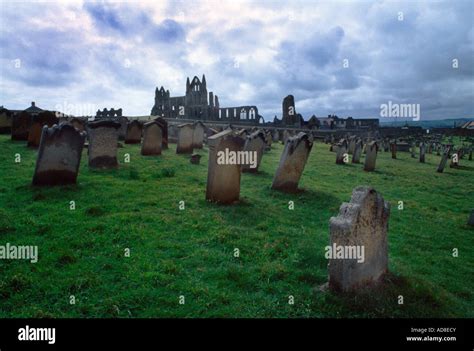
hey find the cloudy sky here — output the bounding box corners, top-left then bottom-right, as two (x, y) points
(0, 0), (472, 121)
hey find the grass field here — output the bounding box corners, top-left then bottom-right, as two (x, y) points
(0, 134), (472, 318)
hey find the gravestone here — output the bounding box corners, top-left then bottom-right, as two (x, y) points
(364, 141), (378, 172)
(336, 139), (348, 164)
(125, 120), (142, 144)
(32, 124), (86, 186)
(348, 136), (356, 155)
(192, 121), (205, 149)
(141, 121), (162, 156)
(176, 123), (194, 154)
(154, 117), (168, 149)
(450, 151), (459, 168)
(271, 132), (313, 192)
(206, 129), (245, 204)
(118, 117), (129, 140)
(70, 117), (86, 132)
(390, 141), (397, 159)
(0, 109), (13, 134)
(436, 146), (451, 173)
(419, 142), (426, 163)
(11, 111), (32, 141)
(352, 139), (362, 164)
(27, 111), (59, 147)
(328, 186), (390, 292)
(87, 120), (120, 168)
(242, 130), (266, 173)
(190, 154), (201, 165)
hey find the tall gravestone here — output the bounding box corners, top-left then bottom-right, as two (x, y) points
(206, 129), (245, 204)
(328, 186), (390, 292)
(141, 121), (162, 156)
(125, 120), (142, 144)
(436, 146), (451, 173)
(390, 141), (397, 159)
(271, 132), (313, 192)
(118, 117), (129, 140)
(32, 124), (86, 186)
(419, 142), (426, 163)
(11, 111), (32, 141)
(364, 141), (378, 172)
(0, 109), (12, 134)
(192, 121), (205, 149)
(242, 130), (266, 173)
(176, 123), (194, 154)
(348, 136), (356, 155)
(352, 139), (362, 164)
(87, 120), (120, 168)
(27, 111), (59, 148)
(154, 117), (168, 149)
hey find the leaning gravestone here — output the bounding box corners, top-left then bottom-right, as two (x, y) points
(11, 111), (32, 141)
(352, 139), (362, 164)
(87, 120), (120, 168)
(364, 141), (378, 172)
(192, 121), (205, 149)
(271, 132), (313, 192)
(336, 139), (348, 164)
(328, 186), (390, 292)
(242, 130), (266, 173)
(436, 146), (451, 173)
(154, 117), (168, 149)
(125, 120), (142, 144)
(32, 124), (86, 186)
(176, 123), (194, 154)
(27, 111), (59, 148)
(206, 129), (245, 204)
(141, 121), (162, 156)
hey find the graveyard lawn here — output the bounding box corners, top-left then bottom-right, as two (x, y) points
(0, 134), (472, 318)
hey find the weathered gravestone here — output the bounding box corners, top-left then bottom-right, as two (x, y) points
(352, 139), (362, 164)
(176, 123), (194, 154)
(11, 111), (32, 141)
(419, 142), (426, 163)
(390, 141), (397, 159)
(154, 117), (168, 149)
(87, 120), (120, 168)
(0, 108), (13, 134)
(348, 136), (356, 155)
(364, 141), (378, 172)
(242, 130), (266, 173)
(70, 117), (86, 132)
(32, 124), (86, 186)
(328, 186), (390, 292)
(125, 120), (142, 144)
(206, 129), (245, 204)
(271, 132), (313, 192)
(336, 139), (348, 164)
(141, 121), (162, 156)
(436, 146), (451, 173)
(118, 117), (129, 140)
(27, 111), (59, 148)
(192, 121), (205, 149)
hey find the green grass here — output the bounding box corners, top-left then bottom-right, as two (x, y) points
(0, 134), (472, 318)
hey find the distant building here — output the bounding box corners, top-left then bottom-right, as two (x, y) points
(151, 74), (262, 125)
